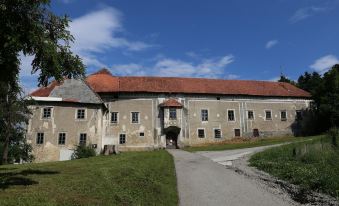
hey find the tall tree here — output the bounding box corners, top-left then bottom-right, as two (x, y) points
(278, 74), (296, 85)
(0, 0), (85, 164)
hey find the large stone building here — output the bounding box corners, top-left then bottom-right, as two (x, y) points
(27, 69), (311, 162)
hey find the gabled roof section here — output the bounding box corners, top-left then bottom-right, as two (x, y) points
(85, 69), (311, 98)
(160, 99), (183, 107)
(30, 79), (103, 104)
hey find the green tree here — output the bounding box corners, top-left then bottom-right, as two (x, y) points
(0, 0), (85, 164)
(278, 74), (296, 85)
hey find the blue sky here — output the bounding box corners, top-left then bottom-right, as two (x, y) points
(20, 0), (339, 92)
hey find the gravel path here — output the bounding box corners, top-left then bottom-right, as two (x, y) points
(168, 145), (338, 206)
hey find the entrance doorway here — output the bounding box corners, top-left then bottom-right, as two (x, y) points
(166, 131), (178, 149)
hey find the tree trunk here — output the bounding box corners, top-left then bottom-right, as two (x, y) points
(1, 133), (10, 165)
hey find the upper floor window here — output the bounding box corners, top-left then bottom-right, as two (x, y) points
(228, 110), (235, 121)
(169, 108), (177, 120)
(111, 112), (119, 123)
(247, 110), (254, 120)
(119, 134), (126, 144)
(58, 133), (66, 145)
(296, 110), (303, 121)
(79, 133), (87, 145)
(201, 109), (208, 121)
(198, 129), (205, 138)
(131, 112), (140, 124)
(265, 110), (272, 120)
(77, 109), (86, 119)
(281, 110), (287, 121)
(214, 129), (221, 138)
(42, 107), (52, 119)
(36, 133), (44, 144)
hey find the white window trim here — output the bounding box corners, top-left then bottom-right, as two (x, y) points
(40, 107), (53, 120)
(110, 112), (119, 124)
(201, 108), (209, 123)
(280, 110), (287, 121)
(264, 109), (273, 121)
(197, 128), (205, 138)
(130, 111), (140, 124)
(213, 128), (222, 139)
(119, 133), (126, 144)
(247, 110), (255, 120)
(75, 108), (87, 120)
(227, 109), (236, 122)
(58, 132), (67, 145)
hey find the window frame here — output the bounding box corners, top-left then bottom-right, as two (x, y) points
(119, 133), (126, 144)
(227, 109), (236, 122)
(36, 132), (44, 145)
(201, 109), (209, 122)
(41, 107), (53, 119)
(139, 132), (145, 137)
(111, 112), (119, 124)
(214, 128), (222, 139)
(234, 129), (241, 137)
(169, 108), (177, 120)
(197, 128), (205, 138)
(280, 110), (287, 121)
(131, 112), (140, 124)
(58, 132), (66, 145)
(79, 133), (87, 145)
(265, 110), (272, 121)
(76, 108), (86, 120)
(247, 110), (254, 120)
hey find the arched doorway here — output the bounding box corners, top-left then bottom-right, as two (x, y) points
(164, 126), (180, 149)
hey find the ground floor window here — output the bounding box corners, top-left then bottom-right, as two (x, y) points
(281, 110), (287, 121)
(198, 129), (205, 138)
(79, 133), (87, 145)
(36, 133), (44, 144)
(119, 134), (126, 144)
(214, 129), (221, 138)
(234, 129), (241, 137)
(253, 129), (259, 137)
(58, 133), (66, 145)
(139, 132), (144, 137)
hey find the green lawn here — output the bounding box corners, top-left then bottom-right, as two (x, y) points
(184, 136), (315, 152)
(250, 135), (339, 197)
(0, 150), (178, 206)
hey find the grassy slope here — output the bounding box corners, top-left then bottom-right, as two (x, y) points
(250, 135), (339, 197)
(0, 150), (178, 206)
(184, 136), (314, 152)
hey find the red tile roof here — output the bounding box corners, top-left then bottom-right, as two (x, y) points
(30, 80), (61, 97)
(32, 69), (311, 98)
(160, 99), (183, 107)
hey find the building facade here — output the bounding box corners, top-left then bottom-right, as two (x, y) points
(27, 69), (311, 162)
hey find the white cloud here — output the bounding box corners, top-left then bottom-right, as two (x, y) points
(69, 7), (152, 68)
(110, 54), (235, 78)
(265, 40), (278, 49)
(290, 6), (327, 23)
(310, 55), (339, 73)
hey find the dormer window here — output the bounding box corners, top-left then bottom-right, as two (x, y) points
(169, 108), (177, 120)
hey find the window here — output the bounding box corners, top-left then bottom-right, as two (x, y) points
(247, 110), (254, 120)
(58, 133), (66, 145)
(169, 108), (177, 120)
(131, 112), (140, 123)
(197, 129), (205, 138)
(265, 110), (272, 120)
(36, 133), (44, 144)
(228, 110), (235, 121)
(281, 110), (287, 121)
(111, 112), (118, 123)
(42, 107), (52, 119)
(139, 132), (145, 137)
(77, 109), (85, 119)
(296, 110), (303, 121)
(253, 129), (259, 137)
(234, 129), (241, 137)
(119, 134), (126, 144)
(201, 109), (208, 121)
(79, 133), (87, 145)
(214, 129), (221, 138)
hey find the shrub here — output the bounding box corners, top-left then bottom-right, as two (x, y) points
(327, 127), (338, 147)
(72, 145), (96, 159)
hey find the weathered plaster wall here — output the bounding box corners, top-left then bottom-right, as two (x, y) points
(27, 102), (102, 162)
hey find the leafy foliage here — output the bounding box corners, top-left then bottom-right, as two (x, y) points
(278, 74), (296, 85)
(72, 145), (96, 159)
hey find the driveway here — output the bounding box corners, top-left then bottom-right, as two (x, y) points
(167, 145), (295, 206)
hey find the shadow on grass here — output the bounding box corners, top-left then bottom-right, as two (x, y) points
(0, 169), (59, 190)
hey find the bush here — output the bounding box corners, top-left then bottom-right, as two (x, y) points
(327, 127), (338, 147)
(72, 145), (96, 159)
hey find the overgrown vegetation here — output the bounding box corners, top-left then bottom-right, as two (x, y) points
(250, 134), (338, 197)
(0, 150), (178, 206)
(72, 145), (96, 159)
(183, 136), (313, 152)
